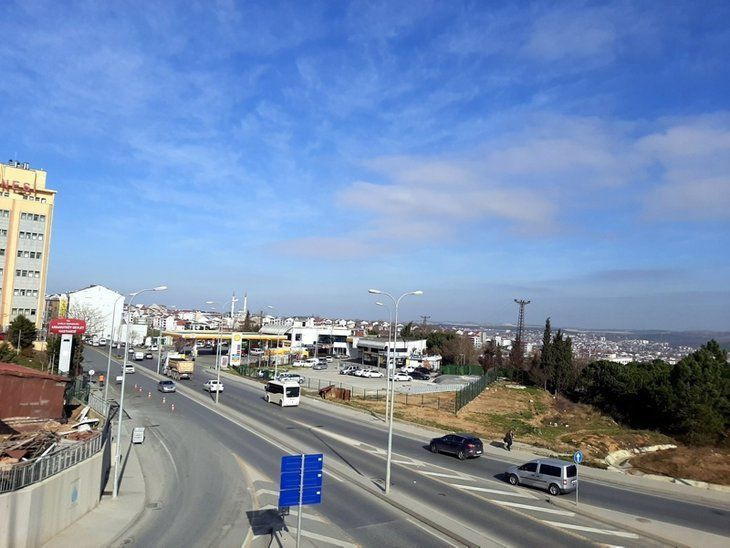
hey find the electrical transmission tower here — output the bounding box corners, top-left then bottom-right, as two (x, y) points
(420, 315), (430, 327)
(513, 299), (531, 368)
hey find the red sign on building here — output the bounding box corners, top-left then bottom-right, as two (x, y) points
(49, 318), (87, 335)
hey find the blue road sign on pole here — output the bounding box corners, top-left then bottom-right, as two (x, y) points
(279, 454), (324, 548)
(573, 450), (584, 464)
(278, 453), (323, 508)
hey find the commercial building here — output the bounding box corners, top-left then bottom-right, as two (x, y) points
(0, 161), (56, 330)
(259, 320), (351, 356)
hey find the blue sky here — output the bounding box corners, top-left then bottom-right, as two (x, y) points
(1, 1), (729, 330)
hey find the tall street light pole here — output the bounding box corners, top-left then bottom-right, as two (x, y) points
(104, 294), (125, 401)
(369, 288), (422, 496)
(205, 301), (223, 404)
(375, 301), (393, 423)
(113, 285), (167, 498)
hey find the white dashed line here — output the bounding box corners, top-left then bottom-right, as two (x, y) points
(421, 471), (471, 480)
(451, 484), (535, 498)
(492, 500), (575, 516)
(541, 521), (640, 539)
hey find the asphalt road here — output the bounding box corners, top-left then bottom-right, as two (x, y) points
(88, 349), (473, 547)
(96, 348), (730, 546)
(191, 351), (730, 538)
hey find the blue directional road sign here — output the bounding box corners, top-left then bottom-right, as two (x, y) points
(278, 453), (323, 508)
(573, 450), (584, 464)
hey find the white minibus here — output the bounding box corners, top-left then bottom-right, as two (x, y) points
(264, 380), (301, 407)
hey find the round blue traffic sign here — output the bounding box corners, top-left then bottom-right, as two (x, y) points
(573, 450), (584, 464)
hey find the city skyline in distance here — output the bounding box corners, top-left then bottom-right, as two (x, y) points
(0, 1), (728, 331)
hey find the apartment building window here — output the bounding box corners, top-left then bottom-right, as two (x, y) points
(0, 229), (6, 236)
(0, 248), (4, 256)
(0, 210), (8, 217)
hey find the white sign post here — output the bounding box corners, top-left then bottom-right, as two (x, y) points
(573, 450), (584, 507)
(58, 334), (73, 374)
(229, 332), (242, 368)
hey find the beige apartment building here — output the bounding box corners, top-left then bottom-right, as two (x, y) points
(0, 160), (56, 330)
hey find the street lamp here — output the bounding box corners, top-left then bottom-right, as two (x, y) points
(113, 285), (167, 498)
(375, 301), (393, 423)
(206, 301), (224, 405)
(368, 288), (423, 495)
(104, 294), (125, 401)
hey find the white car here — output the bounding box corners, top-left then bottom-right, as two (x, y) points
(277, 373), (304, 384)
(250, 349), (265, 355)
(400, 366), (416, 373)
(203, 380), (224, 392)
(292, 360), (307, 367)
(362, 369), (384, 378)
(393, 373), (412, 382)
(353, 368), (366, 377)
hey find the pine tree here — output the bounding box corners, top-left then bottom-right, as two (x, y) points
(243, 311), (252, 331)
(8, 315), (37, 350)
(539, 317), (552, 389)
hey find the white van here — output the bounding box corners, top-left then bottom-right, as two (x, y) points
(264, 380), (301, 407)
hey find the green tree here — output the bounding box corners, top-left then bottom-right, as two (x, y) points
(400, 321), (415, 339)
(550, 330), (574, 395)
(8, 315), (37, 350)
(0, 342), (16, 362)
(669, 340), (729, 445)
(533, 317), (552, 389)
(243, 311), (252, 331)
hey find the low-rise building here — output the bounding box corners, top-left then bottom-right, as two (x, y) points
(0, 363), (70, 420)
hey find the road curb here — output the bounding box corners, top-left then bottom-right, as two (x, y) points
(550, 497), (686, 547)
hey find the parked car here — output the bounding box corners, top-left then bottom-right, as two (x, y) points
(313, 362), (328, 370)
(413, 367), (432, 375)
(361, 369), (384, 378)
(145, 352), (153, 359)
(506, 459), (577, 496)
(393, 372), (412, 382)
(353, 368), (366, 377)
(250, 348), (264, 355)
(409, 371), (430, 381)
(157, 380), (176, 393)
(429, 433), (483, 460)
(399, 365), (416, 373)
(292, 360), (307, 367)
(203, 379), (224, 392)
(340, 366), (356, 375)
(303, 358), (318, 367)
(325, 356), (334, 362)
(277, 373), (304, 384)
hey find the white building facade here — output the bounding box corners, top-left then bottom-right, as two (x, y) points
(66, 285), (124, 340)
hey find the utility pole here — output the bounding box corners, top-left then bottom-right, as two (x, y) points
(513, 299), (531, 370)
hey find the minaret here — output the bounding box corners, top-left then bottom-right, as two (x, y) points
(242, 292), (248, 317)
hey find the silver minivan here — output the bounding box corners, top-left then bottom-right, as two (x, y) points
(506, 458), (577, 495)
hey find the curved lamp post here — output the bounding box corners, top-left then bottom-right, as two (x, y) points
(368, 288), (422, 495)
(113, 285), (167, 498)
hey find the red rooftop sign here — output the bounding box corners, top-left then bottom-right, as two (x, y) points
(49, 318), (87, 335)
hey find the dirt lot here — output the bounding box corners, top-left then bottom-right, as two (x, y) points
(629, 446), (730, 485)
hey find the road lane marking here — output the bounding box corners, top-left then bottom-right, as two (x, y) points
(284, 527), (359, 548)
(421, 471), (472, 480)
(541, 521), (640, 539)
(406, 518), (459, 547)
(289, 509), (330, 523)
(450, 484), (534, 498)
(492, 500), (575, 516)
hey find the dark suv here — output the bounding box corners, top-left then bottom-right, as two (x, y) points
(429, 433), (483, 460)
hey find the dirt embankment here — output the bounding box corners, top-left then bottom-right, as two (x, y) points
(629, 446), (730, 485)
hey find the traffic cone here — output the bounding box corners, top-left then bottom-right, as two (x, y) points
(171, 403), (175, 413)
(162, 396), (166, 404)
(148, 391), (151, 399)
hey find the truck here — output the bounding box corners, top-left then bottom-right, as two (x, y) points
(163, 352), (195, 380)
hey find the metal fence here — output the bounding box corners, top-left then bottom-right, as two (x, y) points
(453, 367), (510, 413)
(0, 433), (104, 493)
(441, 364), (484, 376)
(88, 392), (112, 418)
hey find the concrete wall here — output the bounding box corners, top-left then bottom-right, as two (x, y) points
(0, 444), (106, 548)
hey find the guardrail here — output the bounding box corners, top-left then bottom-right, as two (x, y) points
(0, 433), (103, 494)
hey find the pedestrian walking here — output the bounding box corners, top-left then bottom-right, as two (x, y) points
(504, 429), (514, 451)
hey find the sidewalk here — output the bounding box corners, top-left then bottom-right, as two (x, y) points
(43, 426), (147, 548)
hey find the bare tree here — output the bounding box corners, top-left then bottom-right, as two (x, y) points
(68, 303), (106, 337)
